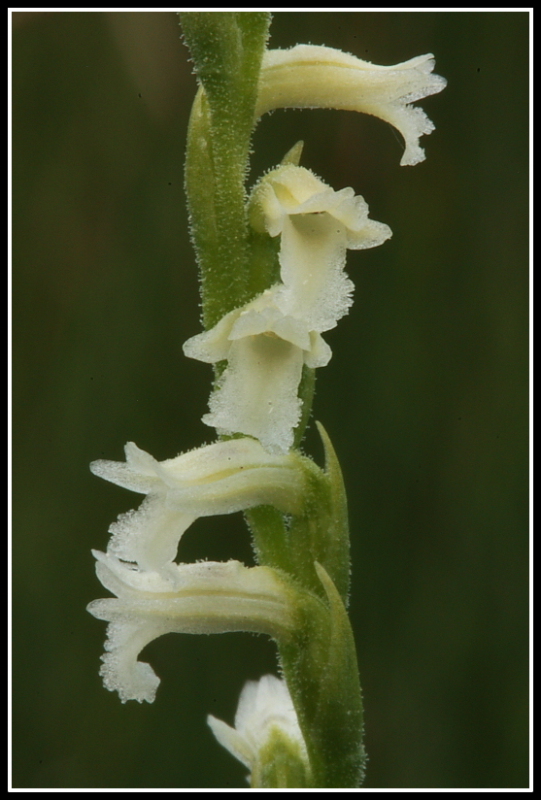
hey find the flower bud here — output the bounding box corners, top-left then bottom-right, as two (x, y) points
(208, 674), (311, 787)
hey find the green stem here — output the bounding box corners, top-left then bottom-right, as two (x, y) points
(181, 12), (271, 328)
(180, 13), (364, 787)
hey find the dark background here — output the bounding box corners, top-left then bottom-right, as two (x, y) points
(12, 11), (529, 789)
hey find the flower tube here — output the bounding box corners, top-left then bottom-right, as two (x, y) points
(87, 552), (296, 704)
(256, 45), (447, 166)
(90, 437), (306, 574)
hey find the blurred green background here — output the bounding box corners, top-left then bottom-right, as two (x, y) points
(12, 11), (529, 789)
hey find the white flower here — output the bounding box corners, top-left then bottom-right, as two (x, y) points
(87, 552), (296, 703)
(250, 164), (392, 332)
(257, 45), (447, 166)
(184, 291), (331, 454)
(184, 166), (390, 453)
(207, 675), (310, 785)
(90, 438), (305, 574)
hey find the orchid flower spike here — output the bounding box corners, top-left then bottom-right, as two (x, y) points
(184, 165), (390, 453)
(257, 45), (447, 166)
(90, 437), (305, 575)
(208, 674), (311, 787)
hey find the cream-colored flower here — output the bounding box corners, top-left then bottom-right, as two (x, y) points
(184, 290), (331, 454)
(90, 438), (305, 574)
(184, 166), (390, 453)
(208, 674), (311, 785)
(87, 553), (295, 703)
(257, 45), (446, 166)
(250, 164), (392, 332)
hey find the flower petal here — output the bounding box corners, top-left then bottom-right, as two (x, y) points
(257, 46), (446, 166)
